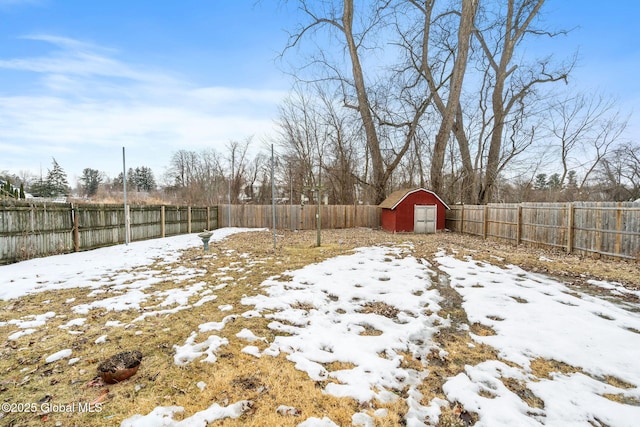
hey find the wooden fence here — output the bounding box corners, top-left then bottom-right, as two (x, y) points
(446, 202), (640, 260)
(0, 201), (218, 265)
(0, 202), (379, 264)
(6, 200), (636, 263)
(218, 204), (381, 230)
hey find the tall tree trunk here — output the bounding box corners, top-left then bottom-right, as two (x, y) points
(343, 0), (386, 204)
(453, 105), (476, 203)
(428, 0), (478, 197)
(476, 0), (547, 203)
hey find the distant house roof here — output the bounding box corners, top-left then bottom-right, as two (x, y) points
(379, 188), (450, 210)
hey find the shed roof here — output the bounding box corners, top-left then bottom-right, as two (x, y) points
(378, 188), (450, 210)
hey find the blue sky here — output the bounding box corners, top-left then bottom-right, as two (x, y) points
(0, 0), (638, 185)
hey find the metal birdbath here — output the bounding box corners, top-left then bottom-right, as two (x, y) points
(198, 231), (214, 252)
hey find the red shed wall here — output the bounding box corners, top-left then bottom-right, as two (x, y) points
(380, 209), (396, 231)
(386, 191), (447, 232)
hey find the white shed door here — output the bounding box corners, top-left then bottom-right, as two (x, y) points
(414, 205), (437, 234)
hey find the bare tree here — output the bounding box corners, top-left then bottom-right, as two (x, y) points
(226, 138), (252, 203)
(598, 142), (640, 201)
(165, 149), (226, 205)
(404, 0), (479, 198)
(318, 88), (362, 204)
(284, 0), (419, 204)
(276, 85), (326, 201)
(244, 153), (268, 203)
(473, 0), (570, 203)
(546, 92), (628, 191)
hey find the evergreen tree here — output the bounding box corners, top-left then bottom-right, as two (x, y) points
(112, 172), (124, 190)
(46, 158), (70, 197)
(548, 173), (562, 190)
(534, 174), (548, 190)
(133, 166), (156, 192)
(28, 178), (50, 197)
(19, 183), (25, 199)
(113, 166), (156, 192)
(2, 179), (18, 199)
(80, 168), (103, 197)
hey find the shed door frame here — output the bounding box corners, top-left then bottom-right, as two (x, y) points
(414, 205), (437, 234)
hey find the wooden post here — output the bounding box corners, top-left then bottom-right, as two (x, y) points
(614, 202), (622, 256)
(460, 205), (465, 234)
(483, 205), (489, 239)
(206, 206), (211, 231)
(72, 204), (80, 252)
(567, 203), (574, 254)
(161, 205), (166, 238)
(516, 205), (522, 246)
(187, 206), (192, 234)
(595, 204), (602, 258)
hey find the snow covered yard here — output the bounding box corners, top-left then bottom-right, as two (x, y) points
(0, 228), (639, 426)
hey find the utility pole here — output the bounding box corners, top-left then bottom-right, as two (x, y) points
(122, 147), (130, 245)
(271, 144), (276, 249)
(303, 162), (324, 247)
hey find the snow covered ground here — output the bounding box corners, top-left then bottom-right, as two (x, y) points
(1, 229), (639, 426)
(436, 252), (640, 427)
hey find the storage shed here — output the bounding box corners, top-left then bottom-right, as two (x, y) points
(379, 188), (449, 233)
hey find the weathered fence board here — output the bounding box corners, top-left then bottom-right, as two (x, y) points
(0, 203), (73, 261)
(0, 201), (219, 264)
(446, 202), (640, 260)
(218, 204), (381, 231)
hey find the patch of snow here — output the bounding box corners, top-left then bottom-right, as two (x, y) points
(8, 311), (56, 329)
(45, 349), (72, 364)
(297, 416), (339, 427)
(59, 318), (87, 329)
(241, 345), (261, 358)
(193, 295), (218, 307)
(105, 320), (124, 327)
(236, 328), (266, 342)
(8, 329), (36, 340)
(173, 332), (229, 366)
(121, 399), (253, 427)
(198, 315), (236, 332)
(241, 310), (261, 318)
(352, 412), (374, 427)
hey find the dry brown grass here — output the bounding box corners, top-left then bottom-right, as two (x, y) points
(1, 229), (637, 426)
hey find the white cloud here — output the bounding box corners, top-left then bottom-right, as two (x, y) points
(0, 35), (287, 180)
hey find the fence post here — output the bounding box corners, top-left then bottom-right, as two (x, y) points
(567, 203), (574, 254)
(483, 205), (489, 239)
(207, 206), (211, 231)
(187, 206), (192, 234)
(595, 204), (603, 257)
(460, 205), (465, 234)
(615, 202), (622, 256)
(72, 204), (80, 252)
(516, 205), (522, 246)
(161, 205), (166, 238)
